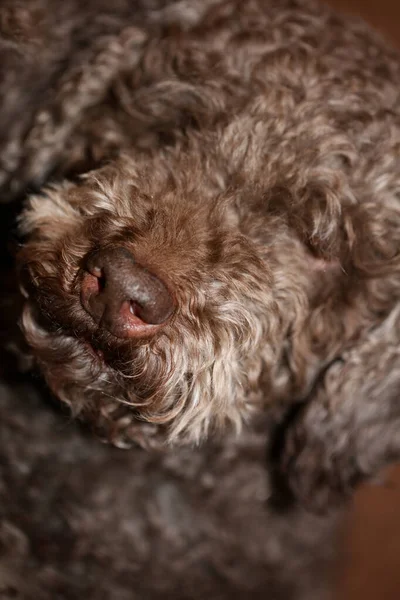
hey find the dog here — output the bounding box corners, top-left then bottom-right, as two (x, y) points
(3, 0), (400, 514)
(0, 376), (342, 600)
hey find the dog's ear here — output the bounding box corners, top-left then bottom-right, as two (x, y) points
(271, 311), (400, 513)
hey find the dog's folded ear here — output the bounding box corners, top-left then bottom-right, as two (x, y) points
(271, 308), (400, 514)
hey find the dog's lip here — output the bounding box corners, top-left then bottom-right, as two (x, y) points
(80, 271), (163, 339)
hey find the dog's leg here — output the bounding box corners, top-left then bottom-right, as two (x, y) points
(277, 305), (400, 513)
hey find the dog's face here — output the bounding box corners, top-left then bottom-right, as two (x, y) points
(18, 157), (279, 446)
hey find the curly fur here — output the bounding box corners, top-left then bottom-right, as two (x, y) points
(0, 378), (340, 600)
(4, 0), (400, 508)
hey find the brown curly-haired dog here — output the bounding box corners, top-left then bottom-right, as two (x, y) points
(4, 0), (400, 510)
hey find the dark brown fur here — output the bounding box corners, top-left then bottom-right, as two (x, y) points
(3, 0), (400, 524)
(3, 0), (400, 597)
(0, 377), (340, 599)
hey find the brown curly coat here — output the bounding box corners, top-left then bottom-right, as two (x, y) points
(4, 0), (400, 510)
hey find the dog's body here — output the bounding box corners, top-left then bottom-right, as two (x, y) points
(0, 379), (340, 600)
(1, 1), (400, 595)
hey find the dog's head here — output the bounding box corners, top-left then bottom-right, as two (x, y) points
(18, 156), (281, 446)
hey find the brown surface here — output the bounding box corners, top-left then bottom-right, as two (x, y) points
(338, 467), (400, 599)
(325, 1), (400, 598)
(329, 0), (400, 45)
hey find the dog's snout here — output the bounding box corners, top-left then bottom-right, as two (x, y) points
(80, 247), (174, 338)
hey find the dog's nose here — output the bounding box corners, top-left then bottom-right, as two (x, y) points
(80, 247), (174, 339)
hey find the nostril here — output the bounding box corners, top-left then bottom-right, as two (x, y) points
(81, 272), (100, 297)
(80, 247), (174, 339)
(129, 301), (140, 317)
(80, 272), (105, 322)
(89, 269), (106, 294)
(90, 265), (102, 278)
